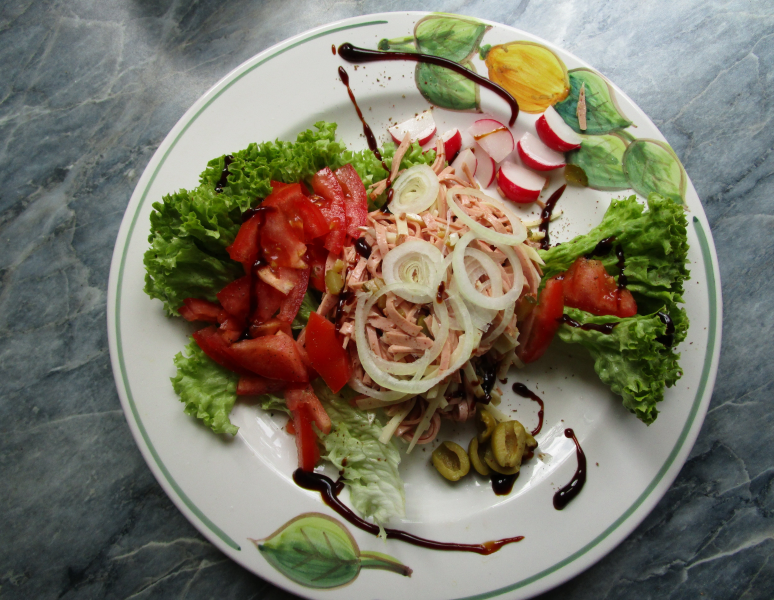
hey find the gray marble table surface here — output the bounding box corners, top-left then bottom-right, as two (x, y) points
(2, 1), (772, 598)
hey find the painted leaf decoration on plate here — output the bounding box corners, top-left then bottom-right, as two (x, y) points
(566, 133), (630, 191)
(484, 41), (569, 113)
(414, 13), (490, 62)
(254, 513), (411, 589)
(623, 139), (686, 203)
(554, 69), (632, 134)
(415, 61), (479, 111)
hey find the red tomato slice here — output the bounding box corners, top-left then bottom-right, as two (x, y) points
(278, 268), (310, 323)
(306, 245), (328, 293)
(562, 257), (637, 318)
(192, 326), (251, 376)
(264, 183), (329, 242)
(311, 167), (348, 255)
(285, 385), (332, 435)
(226, 212), (262, 270)
(254, 277), (286, 323)
(248, 318), (292, 338)
(290, 402), (320, 472)
(216, 276), (250, 322)
(227, 331), (309, 382)
(236, 374), (289, 396)
(262, 208), (308, 269)
(334, 163), (369, 238)
(304, 312), (352, 393)
(178, 298), (222, 323)
(517, 276), (565, 364)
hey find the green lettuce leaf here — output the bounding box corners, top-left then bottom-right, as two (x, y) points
(314, 381), (405, 526)
(557, 308), (683, 424)
(144, 121), (436, 315)
(172, 338), (239, 435)
(540, 193), (690, 336)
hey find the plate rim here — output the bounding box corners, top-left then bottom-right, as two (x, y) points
(106, 11), (724, 599)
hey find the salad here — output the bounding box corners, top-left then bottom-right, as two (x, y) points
(144, 117), (689, 527)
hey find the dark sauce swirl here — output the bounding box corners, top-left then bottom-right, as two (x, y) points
(294, 470), (524, 553)
(656, 311), (675, 347)
(338, 43), (519, 126)
(553, 429), (586, 510)
(215, 155), (233, 193)
(538, 185), (566, 250)
(558, 314), (618, 335)
(354, 237), (372, 258)
(511, 382), (545, 435)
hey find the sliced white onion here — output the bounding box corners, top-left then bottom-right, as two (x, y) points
(452, 232), (525, 311)
(447, 187), (527, 246)
(389, 164), (440, 215)
(382, 239), (445, 297)
(354, 290), (479, 395)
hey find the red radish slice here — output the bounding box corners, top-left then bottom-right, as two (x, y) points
(388, 110), (437, 145)
(535, 106), (582, 152)
(451, 148), (477, 180)
(517, 132), (566, 171)
(441, 128), (462, 160)
(497, 161), (546, 204)
(472, 143), (496, 187)
(468, 118), (514, 163)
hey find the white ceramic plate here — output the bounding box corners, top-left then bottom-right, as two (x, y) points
(107, 12), (722, 600)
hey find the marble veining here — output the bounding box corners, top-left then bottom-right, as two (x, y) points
(1, 1), (772, 598)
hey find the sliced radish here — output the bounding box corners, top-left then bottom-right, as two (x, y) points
(497, 162), (547, 204)
(472, 143), (496, 187)
(451, 148), (477, 180)
(468, 118), (514, 163)
(535, 106), (582, 152)
(388, 110), (437, 146)
(517, 133), (566, 171)
(441, 128), (462, 160)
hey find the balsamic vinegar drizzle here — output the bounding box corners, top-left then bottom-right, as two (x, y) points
(338, 43), (520, 126)
(214, 155), (233, 193)
(538, 185), (566, 250)
(585, 236), (628, 289)
(338, 66), (393, 213)
(294, 470), (524, 553)
(511, 382), (545, 435)
(558, 314), (618, 335)
(553, 428), (586, 510)
(491, 472), (519, 496)
(656, 311), (675, 347)
(354, 237), (372, 258)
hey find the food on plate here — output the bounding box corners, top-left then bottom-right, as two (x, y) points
(144, 114), (689, 527)
(388, 109), (436, 145)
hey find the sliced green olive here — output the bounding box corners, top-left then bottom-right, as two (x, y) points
(477, 409), (497, 443)
(432, 441), (470, 482)
(526, 431), (538, 450)
(468, 436), (491, 476)
(491, 420), (527, 469)
(325, 270), (344, 295)
(483, 442), (520, 475)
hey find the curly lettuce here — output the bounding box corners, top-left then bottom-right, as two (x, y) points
(540, 193), (690, 424)
(172, 338), (240, 435)
(144, 121), (434, 315)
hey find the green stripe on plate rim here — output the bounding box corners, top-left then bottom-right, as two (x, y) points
(454, 216), (719, 600)
(113, 13), (720, 594)
(114, 18), (387, 553)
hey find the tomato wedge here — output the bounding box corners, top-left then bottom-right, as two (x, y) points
(562, 257), (637, 318)
(178, 298), (222, 323)
(311, 167), (347, 255)
(285, 385), (332, 435)
(289, 402), (320, 472)
(236, 374), (289, 396)
(192, 326), (250, 376)
(226, 211), (262, 270)
(517, 276), (565, 364)
(304, 312), (352, 393)
(227, 331), (309, 382)
(261, 207), (308, 269)
(264, 182), (329, 242)
(216, 276), (250, 322)
(254, 277), (286, 323)
(335, 164), (369, 238)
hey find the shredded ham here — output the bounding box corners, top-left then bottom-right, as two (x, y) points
(314, 147), (545, 447)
